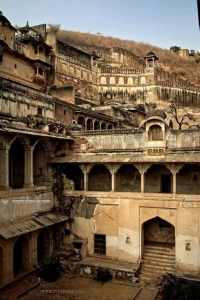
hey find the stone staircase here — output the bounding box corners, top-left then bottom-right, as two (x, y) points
(139, 242), (176, 282)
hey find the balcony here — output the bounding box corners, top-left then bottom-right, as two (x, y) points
(33, 54), (51, 65)
(32, 74), (45, 85)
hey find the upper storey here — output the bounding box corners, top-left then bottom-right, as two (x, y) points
(0, 11), (16, 49)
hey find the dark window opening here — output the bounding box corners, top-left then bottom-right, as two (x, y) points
(14, 64), (17, 69)
(73, 242), (82, 250)
(0, 54), (3, 63)
(161, 174), (171, 193)
(94, 234), (106, 255)
(37, 107), (42, 115)
(35, 48), (38, 54)
(65, 229), (70, 236)
(27, 104), (30, 110)
(4, 36), (6, 41)
(64, 110), (66, 115)
(193, 174), (198, 181)
(38, 67), (43, 76)
(159, 219), (172, 228)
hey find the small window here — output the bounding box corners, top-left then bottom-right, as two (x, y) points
(27, 104), (30, 110)
(37, 107), (42, 115)
(35, 48), (38, 54)
(135, 173), (140, 180)
(14, 64), (17, 69)
(94, 234), (106, 255)
(4, 36), (6, 41)
(193, 174), (198, 181)
(64, 110), (66, 115)
(64, 229), (70, 236)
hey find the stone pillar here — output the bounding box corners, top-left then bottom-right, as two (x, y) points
(106, 164), (121, 192)
(165, 163), (183, 197)
(172, 172), (176, 194)
(80, 164), (92, 191)
(141, 172), (145, 193)
(23, 147), (34, 188)
(0, 148), (9, 189)
(44, 150), (53, 185)
(134, 163), (152, 194)
(111, 172), (116, 192)
(83, 171), (88, 191)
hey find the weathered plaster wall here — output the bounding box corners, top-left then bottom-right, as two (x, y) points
(67, 192), (200, 274)
(177, 165), (200, 194)
(0, 188), (53, 220)
(115, 165), (141, 192)
(0, 77), (55, 119)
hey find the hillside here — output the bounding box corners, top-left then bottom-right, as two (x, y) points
(58, 29), (200, 85)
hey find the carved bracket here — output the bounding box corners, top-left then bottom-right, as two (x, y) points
(134, 163), (152, 175)
(165, 163), (184, 175)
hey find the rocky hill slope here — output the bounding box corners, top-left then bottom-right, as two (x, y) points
(58, 29), (200, 85)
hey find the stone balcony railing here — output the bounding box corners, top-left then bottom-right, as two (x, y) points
(65, 190), (200, 204)
(69, 129), (200, 152)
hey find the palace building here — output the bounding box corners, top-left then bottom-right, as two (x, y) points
(0, 11), (200, 285)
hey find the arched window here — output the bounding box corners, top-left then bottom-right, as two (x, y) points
(193, 174), (198, 181)
(38, 67), (44, 76)
(150, 125), (163, 141)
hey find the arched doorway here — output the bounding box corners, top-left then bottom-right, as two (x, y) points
(94, 121), (100, 130)
(140, 217), (175, 280)
(13, 235), (30, 277)
(0, 246), (4, 285)
(88, 165), (111, 191)
(37, 229), (51, 264)
(9, 139), (24, 189)
(145, 164), (172, 193)
(77, 116), (85, 130)
(63, 164), (84, 190)
(101, 123), (106, 130)
(33, 142), (45, 186)
(86, 119), (93, 130)
(115, 164), (140, 192)
(143, 217), (175, 246)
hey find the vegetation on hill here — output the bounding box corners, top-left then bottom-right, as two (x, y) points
(58, 30), (200, 85)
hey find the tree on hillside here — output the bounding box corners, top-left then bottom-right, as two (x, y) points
(170, 46), (181, 53)
(47, 23), (60, 33)
(190, 49), (196, 56)
(168, 102), (196, 130)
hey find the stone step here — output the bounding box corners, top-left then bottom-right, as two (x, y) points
(143, 259), (175, 268)
(144, 244), (175, 252)
(143, 252), (175, 260)
(143, 255), (175, 264)
(142, 264), (175, 273)
(144, 248), (175, 255)
(140, 269), (168, 279)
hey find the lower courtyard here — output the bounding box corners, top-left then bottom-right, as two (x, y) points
(0, 271), (157, 300)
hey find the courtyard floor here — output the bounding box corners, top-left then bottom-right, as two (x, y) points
(0, 272), (158, 300)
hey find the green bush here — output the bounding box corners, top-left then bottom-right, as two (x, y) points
(39, 259), (61, 282)
(94, 267), (112, 284)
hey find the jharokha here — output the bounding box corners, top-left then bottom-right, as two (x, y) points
(1, 11), (200, 286)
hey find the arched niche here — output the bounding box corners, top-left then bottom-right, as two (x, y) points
(33, 142), (45, 186)
(9, 139), (24, 189)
